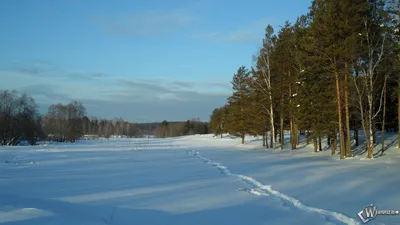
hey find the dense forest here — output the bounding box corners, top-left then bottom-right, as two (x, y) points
(0, 90), (209, 145)
(209, 0), (400, 159)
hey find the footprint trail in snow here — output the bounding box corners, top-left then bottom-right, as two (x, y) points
(186, 149), (360, 225)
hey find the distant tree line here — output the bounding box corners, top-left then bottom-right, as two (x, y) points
(210, 0), (400, 159)
(0, 89), (210, 145)
(155, 118), (209, 138)
(81, 117), (139, 138)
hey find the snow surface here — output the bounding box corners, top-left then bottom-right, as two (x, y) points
(1, 134), (400, 225)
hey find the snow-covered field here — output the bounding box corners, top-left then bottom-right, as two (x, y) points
(1, 134), (400, 225)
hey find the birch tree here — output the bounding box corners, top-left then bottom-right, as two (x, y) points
(354, 0), (389, 158)
(254, 25), (277, 150)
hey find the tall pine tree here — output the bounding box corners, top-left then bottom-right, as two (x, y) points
(227, 66), (253, 144)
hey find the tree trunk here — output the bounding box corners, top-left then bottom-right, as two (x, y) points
(280, 128), (284, 150)
(367, 109), (374, 158)
(314, 138), (318, 152)
(332, 134), (337, 155)
(367, 136), (373, 158)
(344, 63), (352, 157)
(262, 132), (266, 147)
(290, 119), (294, 149)
(241, 133), (245, 144)
(270, 128), (274, 149)
(292, 122), (298, 150)
(318, 136), (322, 151)
(367, 85), (375, 159)
(269, 102), (275, 150)
(372, 121), (377, 146)
(335, 68), (345, 160)
(398, 94), (400, 148)
(306, 131), (310, 145)
(327, 135), (331, 147)
(261, 53), (276, 150)
(381, 79), (387, 154)
(280, 99), (284, 151)
(289, 83), (295, 150)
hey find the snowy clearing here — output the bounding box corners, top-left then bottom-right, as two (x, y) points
(1, 134), (400, 225)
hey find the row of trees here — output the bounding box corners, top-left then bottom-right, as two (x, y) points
(156, 119), (209, 138)
(44, 105), (148, 141)
(42, 101), (87, 142)
(82, 117), (139, 138)
(210, 0), (400, 159)
(0, 90), (129, 144)
(1, 89), (211, 145)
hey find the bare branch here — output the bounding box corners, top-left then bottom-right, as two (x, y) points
(373, 75), (389, 119)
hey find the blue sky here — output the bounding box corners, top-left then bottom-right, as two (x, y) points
(0, 0), (312, 122)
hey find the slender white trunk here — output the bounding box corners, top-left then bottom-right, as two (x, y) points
(356, 19), (386, 159)
(269, 101), (275, 150)
(266, 55), (276, 150)
(256, 51), (276, 150)
(368, 87), (374, 158)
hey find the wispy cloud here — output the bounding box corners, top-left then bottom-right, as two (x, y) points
(15, 60), (57, 76)
(171, 81), (230, 90)
(194, 32), (219, 39)
(1, 61), (230, 121)
(222, 28), (261, 42)
(91, 73), (106, 78)
(116, 79), (230, 102)
(196, 18), (278, 43)
(117, 79), (172, 94)
(10, 61), (106, 81)
(21, 84), (70, 101)
(91, 9), (196, 37)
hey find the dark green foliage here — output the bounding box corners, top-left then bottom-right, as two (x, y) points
(209, 105), (230, 137)
(155, 119), (209, 138)
(225, 66), (258, 143)
(209, 0), (400, 156)
(297, 68), (337, 139)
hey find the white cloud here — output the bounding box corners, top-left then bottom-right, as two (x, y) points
(91, 9), (197, 37)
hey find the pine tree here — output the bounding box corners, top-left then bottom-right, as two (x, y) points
(272, 21), (302, 150)
(308, 0), (368, 159)
(386, 0), (400, 148)
(210, 107), (224, 137)
(227, 66), (253, 144)
(292, 15), (311, 150)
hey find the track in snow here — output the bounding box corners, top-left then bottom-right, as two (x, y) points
(186, 149), (360, 225)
